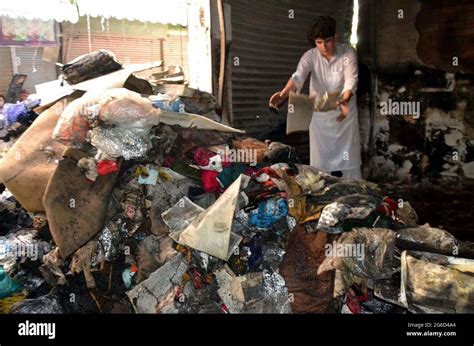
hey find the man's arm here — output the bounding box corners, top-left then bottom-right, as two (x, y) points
(269, 78), (297, 109)
(269, 50), (312, 109)
(336, 47), (358, 122)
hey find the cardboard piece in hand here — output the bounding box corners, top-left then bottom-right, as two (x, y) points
(315, 91), (340, 112)
(169, 175), (243, 261)
(286, 91), (316, 134)
(286, 90), (342, 135)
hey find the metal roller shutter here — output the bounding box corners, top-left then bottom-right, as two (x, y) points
(63, 33), (163, 64)
(62, 32), (190, 80)
(163, 33), (190, 81)
(15, 47), (58, 94)
(0, 47), (14, 95)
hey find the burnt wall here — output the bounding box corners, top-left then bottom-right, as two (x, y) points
(358, 0), (474, 183)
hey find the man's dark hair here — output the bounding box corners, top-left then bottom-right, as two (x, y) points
(308, 16), (336, 43)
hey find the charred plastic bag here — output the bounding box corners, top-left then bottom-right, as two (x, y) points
(10, 293), (63, 313)
(316, 195), (379, 234)
(61, 50), (122, 85)
(0, 229), (52, 275)
(318, 228), (397, 280)
(53, 87), (159, 151)
(396, 223), (474, 258)
(161, 196), (205, 233)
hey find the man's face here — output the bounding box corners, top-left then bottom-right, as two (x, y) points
(0, 98), (4, 108)
(315, 36), (336, 57)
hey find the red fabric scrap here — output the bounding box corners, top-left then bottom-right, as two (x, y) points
(201, 169), (223, 193)
(193, 147), (215, 166)
(97, 160), (118, 176)
(377, 197), (398, 217)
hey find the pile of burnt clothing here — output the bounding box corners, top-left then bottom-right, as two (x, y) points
(0, 75), (302, 313)
(279, 165), (474, 314)
(2, 125), (473, 313)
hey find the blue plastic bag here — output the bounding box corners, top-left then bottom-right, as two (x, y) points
(151, 98), (185, 113)
(2, 103), (28, 127)
(249, 198), (288, 229)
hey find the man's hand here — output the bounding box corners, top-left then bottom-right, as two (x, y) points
(336, 92), (352, 122)
(336, 98), (349, 122)
(269, 91), (288, 109)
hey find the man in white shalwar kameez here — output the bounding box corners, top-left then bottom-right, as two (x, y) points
(269, 16), (362, 180)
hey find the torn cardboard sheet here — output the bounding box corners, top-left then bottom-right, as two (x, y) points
(169, 175), (244, 261)
(286, 92), (315, 134)
(286, 91), (341, 134)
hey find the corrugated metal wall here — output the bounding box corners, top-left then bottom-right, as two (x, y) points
(62, 32), (190, 80)
(0, 48), (13, 96)
(16, 47), (58, 94)
(224, 0), (353, 136)
(162, 33), (189, 77)
(63, 33), (163, 64)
